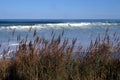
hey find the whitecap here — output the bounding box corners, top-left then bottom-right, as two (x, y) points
(0, 22), (119, 31)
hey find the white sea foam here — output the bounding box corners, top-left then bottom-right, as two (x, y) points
(9, 43), (19, 46)
(0, 22), (119, 31)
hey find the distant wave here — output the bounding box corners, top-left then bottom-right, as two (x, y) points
(0, 22), (120, 30)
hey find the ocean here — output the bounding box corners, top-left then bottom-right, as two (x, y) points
(0, 19), (120, 58)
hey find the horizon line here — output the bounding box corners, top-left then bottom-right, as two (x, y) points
(0, 18), (120, 20)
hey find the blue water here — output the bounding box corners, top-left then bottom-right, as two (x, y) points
(0, 19), (120, 57)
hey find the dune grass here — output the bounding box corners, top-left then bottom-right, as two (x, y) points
(0, 29), (120, 80)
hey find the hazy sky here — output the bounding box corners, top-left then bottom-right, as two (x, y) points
(0, 0), (120, 19)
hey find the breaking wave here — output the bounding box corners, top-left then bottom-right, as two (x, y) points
(0, 22), (120, 30)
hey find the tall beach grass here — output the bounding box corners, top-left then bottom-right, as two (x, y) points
(0, 29), (120, 80)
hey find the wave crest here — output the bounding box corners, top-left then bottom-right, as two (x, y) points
(0, 22), (119, 30)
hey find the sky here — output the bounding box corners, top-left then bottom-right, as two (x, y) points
(0, 0), (120, 19)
